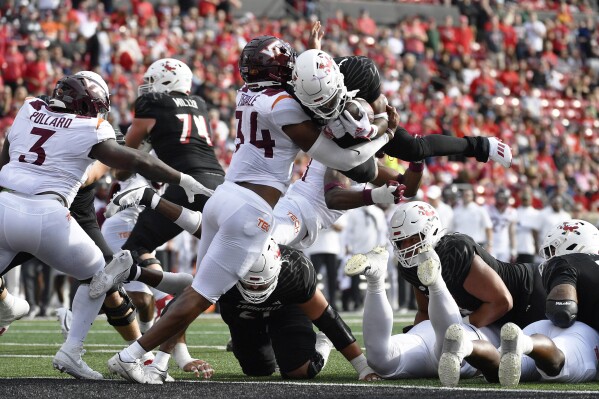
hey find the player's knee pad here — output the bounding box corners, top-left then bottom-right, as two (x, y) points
(545, 299), (577, 328)
(280, 351), (324, 380)
(102, 286), (137, 327)
(312, 305), (356, 350)
(240, 359), (276, 377)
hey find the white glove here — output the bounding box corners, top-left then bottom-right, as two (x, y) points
(103, 186), (149, 218)
(339, 102), (374, 138)
(322, 117), (346, 139)
(179, 173), (214, 202)
(370, 182), (405, 204)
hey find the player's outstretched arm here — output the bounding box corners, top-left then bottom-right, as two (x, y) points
(323, 167), (405, 210)
(91, 139), (212, 201)
(105, 186), (202, 237)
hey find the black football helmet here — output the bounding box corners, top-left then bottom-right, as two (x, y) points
(49, 75), (110, 117)
(239, 35), (296, 90)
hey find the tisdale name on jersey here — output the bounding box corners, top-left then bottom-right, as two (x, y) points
(237, 93), (259, 107)
(29, 111), (73, 128)
(172, 97), (198, 108)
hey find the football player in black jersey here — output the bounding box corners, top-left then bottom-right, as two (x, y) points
(219, 238), (377, 380)
(116, 58), (225, 329)
(390, 201), (546, 330)
(289, 21), (512, 179)
(434, 219), (599, 387)
(102, 194), (380, 381)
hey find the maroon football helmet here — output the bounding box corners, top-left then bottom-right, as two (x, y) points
(49, 75), (110, 117)
(239, 35), (296, 90)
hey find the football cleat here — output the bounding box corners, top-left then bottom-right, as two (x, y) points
(108, 353), (148, 383)
(487, 137), (512, 168)
(55, 307), (72, 341)
(53, 345), (103, 380)
(0, 294), (30, 336)
(415, 245), (441, 287)
(144, 363), (175, 384)
(498, 323), (525, 388)
(344, 246), (388, 279)
(89, 250), (134, 299)
(438, 324), (469, 387)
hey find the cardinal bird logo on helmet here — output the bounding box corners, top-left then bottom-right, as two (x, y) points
(560, 223), (581, 235)
(163, 61), (176, 72)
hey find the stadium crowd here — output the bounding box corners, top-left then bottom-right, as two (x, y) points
(0, 0), (598, 312)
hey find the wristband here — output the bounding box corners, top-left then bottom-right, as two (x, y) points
(408, 161), (424, 173)
(350, 353), (369, 376)
(173, 342), (194, 369)
(373, 112), (388, 121)
(362, 189), (374, 205)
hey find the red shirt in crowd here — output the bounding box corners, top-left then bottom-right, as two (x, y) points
(1, 47), (25, 83)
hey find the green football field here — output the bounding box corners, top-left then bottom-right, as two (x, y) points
(1, 312), (598, 393)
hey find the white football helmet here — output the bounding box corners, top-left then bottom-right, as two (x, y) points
(74, 70), (111, 112)
(389, 201), (444, 268)
(138, 58), (193, 96)
(236, 238), (282, 304)
(290, 49), (353, 120)
(540, 219), (599, 260)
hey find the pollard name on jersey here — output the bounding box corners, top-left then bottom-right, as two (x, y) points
(0, 98), (115, 207)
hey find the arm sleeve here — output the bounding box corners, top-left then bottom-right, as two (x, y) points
(134, 95), (155, 118)
(307, 132), (389, 171)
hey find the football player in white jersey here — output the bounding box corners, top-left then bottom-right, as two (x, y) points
(344, 245), (499, 382)
(0, 73), (212, 379)
(106, 35), (398, 383)
(272, 158), (420, 249)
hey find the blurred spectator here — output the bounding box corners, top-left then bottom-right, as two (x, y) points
(515, 186), (541, 263)
(2, 41), (25, 92)
(523, 12), (546, 56)
(538, 195), (572, 242)
(452, 186), (493, 251)
(307, 219), (346, 311)
(356, 8), (377, 37)
(487, 188), (518, 262)
(342, 206), (387, 311)
(426, 184), (454, 231)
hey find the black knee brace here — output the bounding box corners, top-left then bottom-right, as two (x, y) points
(280, 351), (324, 380)
(312, 305), (356, 351)
(546, 299), (577, 328)
(0, 276), (5, 292)
(102, 286), (137, 327)
(138, 257), (162, 268)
